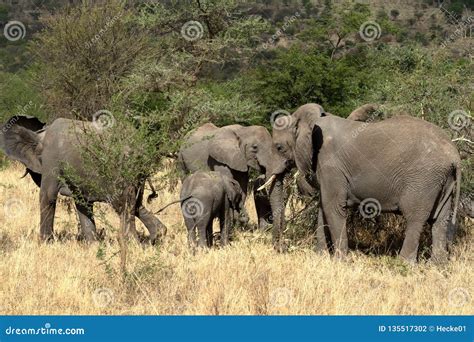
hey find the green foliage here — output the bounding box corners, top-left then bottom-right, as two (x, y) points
(0, 4), (9, 23)
(249, 46), (378, 115)
(32, 0), (150, 120)
(0, 71), (46, 123)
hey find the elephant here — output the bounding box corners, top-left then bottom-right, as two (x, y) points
(0, 116), (166, 242)
(263, 103), (461, 263)
(178, 123), (288, 250)
(180, 170), (244, 248)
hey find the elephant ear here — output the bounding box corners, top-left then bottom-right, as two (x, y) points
(208, 130), (248, 172)
(9, 115), (45, 132)
(1, 125), (43, 173)
(294, 109), (325, 185)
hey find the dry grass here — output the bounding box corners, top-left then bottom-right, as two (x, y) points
(0, 163), (472, 315)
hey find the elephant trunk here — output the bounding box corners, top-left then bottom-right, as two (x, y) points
(269, 173), (286, 252)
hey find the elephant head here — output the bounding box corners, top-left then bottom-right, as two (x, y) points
(208, 125), (287, 179)
(222, 176), (245, 213)
(264, 103), (326, 188)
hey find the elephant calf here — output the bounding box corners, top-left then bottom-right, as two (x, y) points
(180, 171), (244, 248)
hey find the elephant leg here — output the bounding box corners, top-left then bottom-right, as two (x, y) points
(75, 201), (97, 241)
(315, 206), (329, 253)
(185, 218), (197, 249)
(253, 176), (273, 230)
(206, 220), (214, 248)
(219, 204), (233, 247)
(431, 199), (451, 263)
(319, 182), (348, 257)
(399, 219), (425, 263)
(197, 221), (208, 248)
(399, 198), (431, 263)
(136, 205), (167, 244)
(324, 209), (348, 258)
(193, 210), (211, 249)
(39, 177), (59, 241)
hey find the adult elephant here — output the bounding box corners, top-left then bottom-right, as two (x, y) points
(178, 123), (288, 249)
(262, 103), (461, 263)
(0, 116), (166, 242)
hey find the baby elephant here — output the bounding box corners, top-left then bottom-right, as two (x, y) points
(180, 171), (244, 248)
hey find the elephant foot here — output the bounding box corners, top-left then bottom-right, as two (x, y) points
(273, 240), (288, 253)
(399, 253), (417, 265)
(430, 250), (449, 265)
(150, 224), (167, 245)
(332, 248), (350, 261)
(313, 245), (330, 257)
(76, 230), (99, 243)
(39, 232), (55, 243)
(258, 218), (271, 231)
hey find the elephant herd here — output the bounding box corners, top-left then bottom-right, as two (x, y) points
(0, 103), (462, 263)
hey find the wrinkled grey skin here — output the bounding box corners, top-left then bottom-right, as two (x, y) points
(0, 116), (166, 243)
(180, 171), (244, 248)
(271, 103), (461, 263)
(178, 123), (288, 250)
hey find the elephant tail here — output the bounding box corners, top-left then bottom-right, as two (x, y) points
(452, 163), (461, 224)
(154, 195), (192, 214)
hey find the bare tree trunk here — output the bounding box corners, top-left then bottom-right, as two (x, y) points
(118, 185), (137, 277)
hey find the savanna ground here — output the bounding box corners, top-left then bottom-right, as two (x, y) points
(0, 163), (472, 315)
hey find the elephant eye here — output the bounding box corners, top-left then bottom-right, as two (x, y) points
(251, 144), (258, 152)
(275, 143), (283, 152)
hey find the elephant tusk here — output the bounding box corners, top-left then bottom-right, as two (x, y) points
(257, 174), (276, 191)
